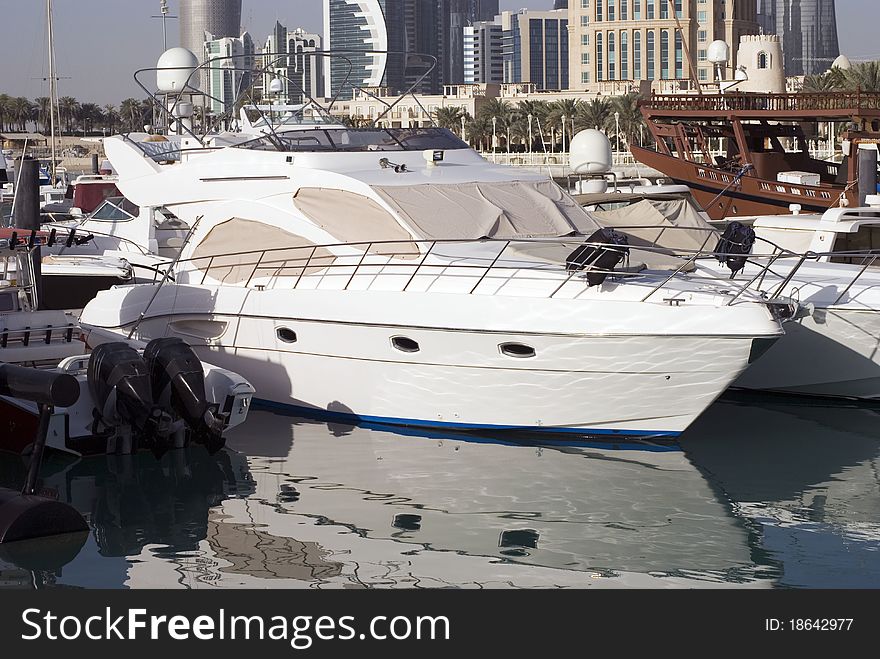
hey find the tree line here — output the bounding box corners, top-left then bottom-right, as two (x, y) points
(801, 61), (880, 93)
(430, 93), (647, 152)
(0, 95), (155, 135)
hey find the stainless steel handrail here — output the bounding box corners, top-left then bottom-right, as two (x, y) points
(171, 235), (880, 310)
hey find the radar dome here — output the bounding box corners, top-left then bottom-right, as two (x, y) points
(569, 129), (612, 174)
(707, 40), (730, 64)
(156, 47), (200, 93)
(831, 54), (852, 70)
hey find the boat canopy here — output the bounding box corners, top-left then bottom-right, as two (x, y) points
(373, 180), (600, 240)
(589, 198), (717, 251)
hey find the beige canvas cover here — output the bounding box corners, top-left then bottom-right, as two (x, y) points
(373, 180), (600, 240)
(293, 187), (418, 258)
(589, 198), (717, 252)
(191, 218), (335, 284)
(587, 198), (719, 271)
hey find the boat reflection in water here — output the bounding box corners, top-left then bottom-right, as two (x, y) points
(681, 392), (880, 588)
(1, 393), (878, 588)
(0, 446), (254, 588)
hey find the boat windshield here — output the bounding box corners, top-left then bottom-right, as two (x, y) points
(236, 127), (469, 153)
(88, 197), (138, 222)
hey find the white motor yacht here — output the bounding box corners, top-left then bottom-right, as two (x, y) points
(77, 121), (787, 440)
(589, 195), (880, 399)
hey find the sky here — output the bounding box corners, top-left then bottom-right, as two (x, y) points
(0, 1), (875, 106)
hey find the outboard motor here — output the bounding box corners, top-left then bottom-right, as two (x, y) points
(566, 228), (630, 286)
(144, 337), (225, 454)
(714, 221), (755, 278)
(88, 342), (171, 456)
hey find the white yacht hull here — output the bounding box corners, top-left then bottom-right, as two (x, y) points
(80, 285), (780, 438)
(733, 308), (880, 399)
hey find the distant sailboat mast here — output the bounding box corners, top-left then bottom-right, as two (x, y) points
(46, 0), (58, 182)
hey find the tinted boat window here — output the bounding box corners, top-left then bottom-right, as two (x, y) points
(325, 129), (402, 151)
(388, 128), (468, 150)
(831, 226), (880, 264)
(90, 198), (135, 221)
(237, 128), (468, 153)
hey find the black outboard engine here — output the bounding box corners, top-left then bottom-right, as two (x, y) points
(566, 228), (630, 286)
(714, 221), (755, 278)
(144, 337), (225, 454)
(88, 342), (172, 456)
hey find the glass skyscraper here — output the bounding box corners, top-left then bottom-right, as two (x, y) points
(325, 0), (440, 99)
(442, 1), (500, 84)
(179, 0), (242, 89)
(761, 0), (840, 76)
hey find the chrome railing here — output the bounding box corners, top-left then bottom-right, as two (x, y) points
(172, 235), (830, 307)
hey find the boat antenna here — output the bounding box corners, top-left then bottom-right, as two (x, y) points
(666, 0), (703, 96)
(127, 216), (202, 339)
(151, 0), (178, 52)
(46, 0), (59, 182)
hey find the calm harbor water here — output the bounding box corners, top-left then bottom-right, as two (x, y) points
(1, 391), (878, 589)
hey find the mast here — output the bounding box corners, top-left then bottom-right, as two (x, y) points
(46, 0), (58, 182)
(666, 0), (703, 96)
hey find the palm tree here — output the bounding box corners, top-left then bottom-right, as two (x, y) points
(10, 97), (35, 132)
(432, 105), (465, 131)
(119, 98), (143, 132)
(79, 103), (101, 133)
(801, 72), (842, 93)
(477, 98), (517, 129)
(57, 96), (80, 133)
(103, 104), (119, 134)
(0, 94), (11, 131)
(844, 61), (880, 92)
(516, 99), (551, 126)
(34, 97), (51, 133)
(576, 97), (612, 132)
(466, 113), (490, 150)
(608, 92), (645, 148)
(545, 99), (582, 146)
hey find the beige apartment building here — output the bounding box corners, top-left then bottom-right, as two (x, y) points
(568, 0), (758, 93)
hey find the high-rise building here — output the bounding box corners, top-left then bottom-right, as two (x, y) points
(756, 0), (775, 34)
(464, 20), (504, 84)
(204, 31), (254, 116)
(568, 0), (759, 92)
(440, 1), (500, 84)
(324, 1), (439, 99)
(403, 0), (442, 94)
(179, 0), (242, 65)
(764, 0), (839, 76)
(474, 1), (500, 22)
(260, 22), (324, 105)
(500, 9), (569, 90)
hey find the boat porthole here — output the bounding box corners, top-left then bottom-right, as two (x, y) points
(276, 327), (297, 343)
(391, 336), (420, 353)
(499, 342), (536, 358)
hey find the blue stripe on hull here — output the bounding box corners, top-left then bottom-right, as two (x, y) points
(251, 398), (683, 447)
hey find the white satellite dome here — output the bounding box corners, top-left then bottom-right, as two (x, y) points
(707, 40), (730, 64)
(569, 129), (612, 175)
(156, 47), (200, 93)
(831, 54), (852, 70)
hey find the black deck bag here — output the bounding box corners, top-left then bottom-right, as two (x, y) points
(713, 221), (755, 277)
(566, 228), (630, 286)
